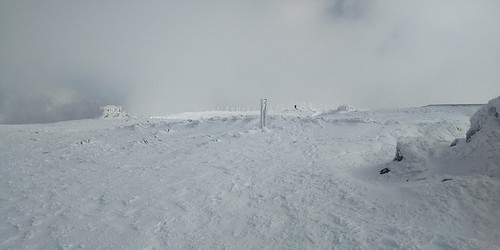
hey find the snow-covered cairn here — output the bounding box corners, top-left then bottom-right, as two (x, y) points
(100, 105), (130, 119)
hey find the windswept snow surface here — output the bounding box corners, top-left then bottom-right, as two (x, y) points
(1, 105), (499, 249)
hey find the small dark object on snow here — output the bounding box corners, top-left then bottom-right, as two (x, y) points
(450, 139), (459, 147)
(77, 138), (91, 145)
(442, 178), (453, 182)
(393, 148), (403, 161)
(380, 168), (390, 174)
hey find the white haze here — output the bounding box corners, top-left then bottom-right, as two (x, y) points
(1, 0), (499, 123)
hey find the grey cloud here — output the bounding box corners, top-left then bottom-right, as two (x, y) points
(1, 0), (500, 123)
(329, 0), (372, 20)
(0, 75), (125, 124)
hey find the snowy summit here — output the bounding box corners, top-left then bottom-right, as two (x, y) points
(1, 98), (499, 249)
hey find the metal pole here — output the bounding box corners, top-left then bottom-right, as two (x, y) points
(260, 99), (267, 129)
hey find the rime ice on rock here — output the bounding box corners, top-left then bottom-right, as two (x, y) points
(460, 96), (500, 176)
(101, 105), (130, 119)
(389, 96), (500, 179)
(335, 105), (357, 112)
(466, 96), (500, 142)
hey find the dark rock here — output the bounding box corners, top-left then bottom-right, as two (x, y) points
(77, 138), (91, 145)
(450, 139), (459, 147)
(380, 168), (390, 175)
(393, 148), (403, 161)
(442, 178), (453, 182)
(465, 128), (478, 143)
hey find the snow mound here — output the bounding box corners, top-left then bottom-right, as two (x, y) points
(310, 105), (358, 118)
(321, 105), (358, 114)
(384, 96), (500, 179)
(454, 96), (500, 176)
(393, 137), (447, 163)
(387, 137), (449, 178)
(101, 105), (130, 119)
(417, 121), (466, 141)
(335, 105), (357, 112)
(466, 96), (500, 142)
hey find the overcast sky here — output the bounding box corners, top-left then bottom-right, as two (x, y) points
(1, 0), (499, 123)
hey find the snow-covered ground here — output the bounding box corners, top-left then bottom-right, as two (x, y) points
(1, 101), (499, 249)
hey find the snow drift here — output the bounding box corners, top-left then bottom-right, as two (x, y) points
(386, 96), (500, 179)
(456, 96), (500, 177)
(466, 96), (500, 142)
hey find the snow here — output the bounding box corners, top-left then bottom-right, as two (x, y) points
(1, 101), (499, 249)
(467, 97), (500, 141)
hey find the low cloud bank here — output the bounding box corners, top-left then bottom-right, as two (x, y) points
(0, 79), (125, 124)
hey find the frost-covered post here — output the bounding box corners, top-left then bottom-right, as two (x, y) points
(260, 99), (267, 129)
